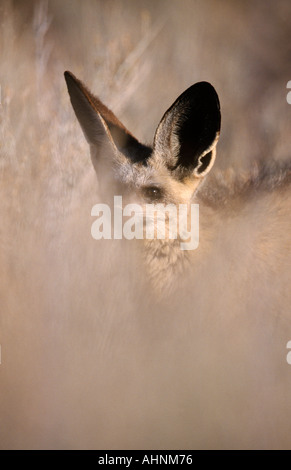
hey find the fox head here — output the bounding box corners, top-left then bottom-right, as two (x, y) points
(64, 71), (221, 208)
(64, 71), (221, 291)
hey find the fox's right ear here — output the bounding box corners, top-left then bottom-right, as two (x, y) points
(64, 71), (142, 158)
(154, 81), (221, 180)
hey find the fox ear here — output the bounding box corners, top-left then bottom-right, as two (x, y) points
(153, 81), (221, 179)
(64, 71), (146, 160)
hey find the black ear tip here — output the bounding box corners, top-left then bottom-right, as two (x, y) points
(176, 81), (221, 117)
(64, 71), (71, 85)
(64, 71), (77, 87)
(193, 81), (220, 109)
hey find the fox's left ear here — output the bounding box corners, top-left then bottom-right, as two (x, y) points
(64, 71), (147, 162)
(153, 81), (221, 179)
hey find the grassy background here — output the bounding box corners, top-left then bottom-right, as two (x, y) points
(1, 0), (291, 449)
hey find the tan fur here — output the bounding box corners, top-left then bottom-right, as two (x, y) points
(64, 72), (291, 297)
(64, 72), (223, 293)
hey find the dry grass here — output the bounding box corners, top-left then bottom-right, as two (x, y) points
(0, 0), (291, 449)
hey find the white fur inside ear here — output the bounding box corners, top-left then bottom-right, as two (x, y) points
(96, 112), (118, 152)
(193, 132), (220, 177)
(170, 128), (181, 161)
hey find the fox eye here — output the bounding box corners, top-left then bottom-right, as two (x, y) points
(142, 186), (164, 201)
